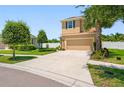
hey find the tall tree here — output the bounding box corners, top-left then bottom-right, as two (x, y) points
(37, 30), (48, 48)
(80, 5), (124, 50)
(2, 21), (30, 60)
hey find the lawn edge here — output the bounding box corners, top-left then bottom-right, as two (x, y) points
(88, 60), (124, 70)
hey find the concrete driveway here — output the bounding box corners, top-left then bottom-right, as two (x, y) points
(15, 50), (94, 87)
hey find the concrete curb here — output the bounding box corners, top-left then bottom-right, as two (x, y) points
(88, 60), (124, 70)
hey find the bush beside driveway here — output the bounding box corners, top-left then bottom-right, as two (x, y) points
(91, 49), (124, 65)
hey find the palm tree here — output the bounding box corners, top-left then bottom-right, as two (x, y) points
(78, 5), (124, 51)
(83, 6), (119, 50)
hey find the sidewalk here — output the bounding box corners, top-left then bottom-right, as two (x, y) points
(88, 60), (124, 70)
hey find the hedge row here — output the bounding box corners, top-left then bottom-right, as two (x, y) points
(9, 44), (36, 51)
(38, 48), (57, 52)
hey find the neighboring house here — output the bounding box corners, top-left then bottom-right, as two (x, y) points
(0, 43), (8, 50)
(0, 34), (8, 49)
(61, 16), (96, 51)
(30, 34), (37, 47)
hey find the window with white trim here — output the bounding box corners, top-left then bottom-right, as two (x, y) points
(66, 20), (75, 29)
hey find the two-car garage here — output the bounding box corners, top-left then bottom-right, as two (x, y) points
(66, 38), (93, 50)
(61, 33), (96, 51)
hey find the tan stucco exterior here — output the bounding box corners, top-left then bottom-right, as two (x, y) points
(61, 16), (96, 51)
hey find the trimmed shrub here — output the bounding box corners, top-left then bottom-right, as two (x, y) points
(91, 48), (110, 59)
(56, 46), (61, 50)
(9, 45), (18, 50)
(91, 50), (104, 59)
(56, 45), (65, 51)
(9, 44), (36, 51)
(38, 48), (56, 52)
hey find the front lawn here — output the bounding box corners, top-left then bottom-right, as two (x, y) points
(0, 55), (36, 64)
(91, 49), (124, 65)
(0, 48), (56, 55)
(88, 64), (124, 87)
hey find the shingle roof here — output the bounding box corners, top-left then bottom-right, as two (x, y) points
(61, 16), (83, 21)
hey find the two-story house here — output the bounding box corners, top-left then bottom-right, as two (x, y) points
(61, 16), (96, 51)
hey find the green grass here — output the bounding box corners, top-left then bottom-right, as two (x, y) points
(0, 48), (56, 55)
(91, 49), (124, 65)
(88, 64), (124, 87)
(0, 55), (37, 64)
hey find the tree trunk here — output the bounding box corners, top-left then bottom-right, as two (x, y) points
(13, 44), (16, 60)
(95, 23), (102, 51)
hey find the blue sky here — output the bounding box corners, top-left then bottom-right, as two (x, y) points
(0, 5), (124, 39)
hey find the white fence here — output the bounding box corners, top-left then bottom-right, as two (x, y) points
(42, 43), (60, 48)
(102, 42), (124, 49)
(39, 42), (124, 49)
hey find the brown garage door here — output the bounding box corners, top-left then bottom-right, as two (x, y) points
(66, 39), (93, 50)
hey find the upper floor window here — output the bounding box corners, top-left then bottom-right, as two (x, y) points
(66, 20), (75, 29)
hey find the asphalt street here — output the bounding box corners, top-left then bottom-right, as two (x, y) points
(0, 66), (67, 87)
